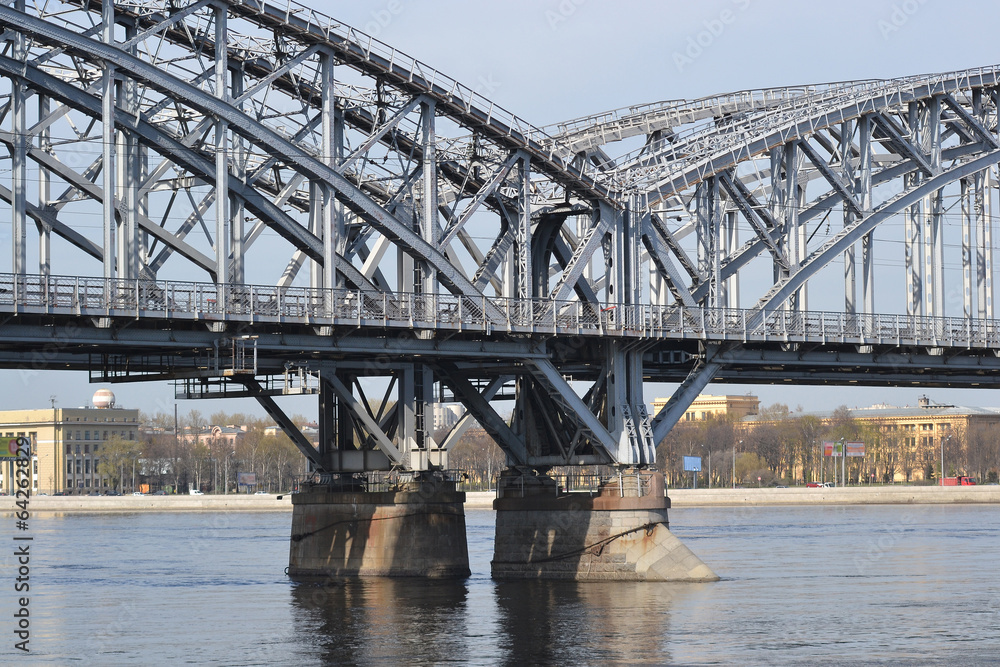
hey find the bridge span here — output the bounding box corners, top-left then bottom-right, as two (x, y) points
(3, 0), (1000, 579)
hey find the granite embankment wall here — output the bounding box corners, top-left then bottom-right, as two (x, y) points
(3, 486), (999, 512)
(666, 485), (1000, 506)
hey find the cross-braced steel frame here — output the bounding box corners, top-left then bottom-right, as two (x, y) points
(3, 1), (1000, 475)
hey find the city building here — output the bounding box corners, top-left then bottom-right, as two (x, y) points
(741, 395), (1000, 482)
(652, 393), (761, 423)
(0, 389), (139, 495)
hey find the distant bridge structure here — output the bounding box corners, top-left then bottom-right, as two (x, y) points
(2, 0), (1000, 476)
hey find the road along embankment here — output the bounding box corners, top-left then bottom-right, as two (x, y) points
(2, 494), (293, 513)
(5, 486), (998, 513)
(666, 485), (1000, 506)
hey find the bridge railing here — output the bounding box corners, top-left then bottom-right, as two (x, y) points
(4, 272), (1000, 349)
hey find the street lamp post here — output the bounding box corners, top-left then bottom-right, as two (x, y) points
(940, 434), (952, 486)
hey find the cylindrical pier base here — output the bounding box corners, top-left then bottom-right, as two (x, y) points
(491, 471), (718, 582)
(289, 479), (470, 578)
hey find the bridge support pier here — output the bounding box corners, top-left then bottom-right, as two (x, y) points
(288, 474), (470, 579)
(491, 470), (718, 582)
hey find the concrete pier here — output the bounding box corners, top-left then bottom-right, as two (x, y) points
(491, 471), (718, 582)
(288, 478), (470, 578)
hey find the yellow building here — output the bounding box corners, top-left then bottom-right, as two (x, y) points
(0, 390), (139, 495)
(741, 395), (1000, 482)
(652, 394), (760, 423)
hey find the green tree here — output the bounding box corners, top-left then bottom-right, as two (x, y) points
(97, 436), (143, 493)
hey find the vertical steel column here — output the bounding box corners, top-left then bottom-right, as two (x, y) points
(318, 378), (335, 465)
(118, 21), (139, 280)
(695, 179), (715, 306)
(419, 99), (438, 297)
(11, 0), (27, 283)
(516, 154), (533, 301)
(38, 94), (50, 280)
(101, 0), (116, 280)
(976, 90), (994, 319)
(840, 120), (857, 313)
(629, 196), (644, 309)
(858, 115), (874, 314)
(710, 178), (723, 310)
(904, 102), (923, 316)
(769, 146), (787, 286)
(320, 51), (342, 294)
(783, 143), (801, 311)
(962, 177), (974, 318)
(921, 97), (943, 317)
(976, 167), (993, 319)
(231, 63), (246, 284)
(214, 3), (230, 290)
(724, 210), (739, 308)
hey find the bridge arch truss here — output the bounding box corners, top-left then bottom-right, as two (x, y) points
(2, 1), (1000, 473)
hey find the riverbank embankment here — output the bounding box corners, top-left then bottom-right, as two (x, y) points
(667, 485), (1000, 506)
(4, 486), (998, 513)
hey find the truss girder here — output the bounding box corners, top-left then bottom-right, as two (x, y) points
(0, 8), (496, 308)
(6, 3), (1000, 474)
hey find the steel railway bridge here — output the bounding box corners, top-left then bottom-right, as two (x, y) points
(3, 1), (1000, 476)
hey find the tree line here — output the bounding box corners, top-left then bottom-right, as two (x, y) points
(657, 404), (1000, 487)
(97, 410), (307, 494)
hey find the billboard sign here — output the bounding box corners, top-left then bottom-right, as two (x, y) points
(0, 436), (29, 460)
(683, 456), (702, 472)
(846, 441), (866, 457)
(823, 441), (843, 457)
(237, 472), (257, 487)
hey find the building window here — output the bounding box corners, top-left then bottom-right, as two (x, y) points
(75, 431), (81, 440)
(75, 444), (80, 455)
(93, 444), (99, 452)
(84, 444), (89, 454)
(103, 431), (108, 440)
(67, 461), (72, 474)
(66, 478), (72, 487)
(85, 459), (91, 474)
(129, 431), (135, 440)
(85, 431), (90, 440)
(66, 444), (72, 455)
(75, 461), (81, 475)
(85, 479), (90, 488)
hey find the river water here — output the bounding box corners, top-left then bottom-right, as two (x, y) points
(4, 504), (999, 665)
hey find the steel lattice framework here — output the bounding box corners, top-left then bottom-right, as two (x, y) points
(3, 1), (1000, 473)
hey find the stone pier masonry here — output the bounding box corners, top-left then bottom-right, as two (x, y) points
(288, 478), (470, 578)
(491, 471), (718, 582)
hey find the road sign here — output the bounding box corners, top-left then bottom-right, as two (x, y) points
(683, 456), (702, 472)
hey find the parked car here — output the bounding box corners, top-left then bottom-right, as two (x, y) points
(152, 490), (167, 495)
(189, 489), (204, 496)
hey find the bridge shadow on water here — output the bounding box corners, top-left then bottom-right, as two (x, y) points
(289, 576), (709, 665)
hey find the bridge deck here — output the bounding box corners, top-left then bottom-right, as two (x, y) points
(1, 273), (997, 350)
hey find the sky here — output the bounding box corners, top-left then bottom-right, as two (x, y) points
(6, 0), (1000, 418)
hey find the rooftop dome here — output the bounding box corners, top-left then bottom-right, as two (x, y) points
(92, 389), (116, 409)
